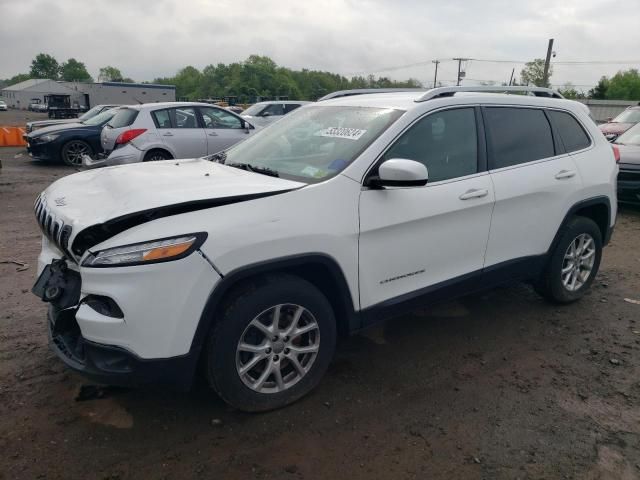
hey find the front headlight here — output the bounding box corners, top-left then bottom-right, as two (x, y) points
(39, 133), (60, 142)
(82, 233), (207, 267)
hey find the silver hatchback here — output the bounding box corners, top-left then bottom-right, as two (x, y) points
(86, 102), (257, 167)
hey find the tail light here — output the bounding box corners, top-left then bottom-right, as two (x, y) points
(612, 144), (621, 163)
(115, 128), (146, 146)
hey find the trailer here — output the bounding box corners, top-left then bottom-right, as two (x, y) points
(44, 94), (84, 119)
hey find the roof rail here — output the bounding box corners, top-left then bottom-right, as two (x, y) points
(415, 85), (564, 102)
(317, 88), (427, 102)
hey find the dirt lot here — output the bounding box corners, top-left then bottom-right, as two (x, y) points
(0, 109), (49, 127)
(1, 146), (640, 480)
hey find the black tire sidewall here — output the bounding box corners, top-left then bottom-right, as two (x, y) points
(546, 217), (603, 303)
(61, 140), (92, 167)
(144, 150), (170, 161)
(207, 275), (337, 412)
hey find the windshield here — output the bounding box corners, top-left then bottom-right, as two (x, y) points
(82, 109), (116, 126)
(615, 122), (640, 146)
(78, 105), (106, 122)
(612, 109), (640, 124)
(223, 105), (404, 183)
(241, 104), (268, 116)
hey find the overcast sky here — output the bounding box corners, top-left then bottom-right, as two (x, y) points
(1, 0), (640, 91)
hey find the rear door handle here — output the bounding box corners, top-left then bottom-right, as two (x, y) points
(555, 169), (576, 180)
(162, 132), (174, 137)
(208, 132), (218, 136)
(459, 188), (489, 200)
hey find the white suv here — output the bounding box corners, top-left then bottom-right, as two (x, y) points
(84, 102), (256, 168)
(32, 87), (617, 412)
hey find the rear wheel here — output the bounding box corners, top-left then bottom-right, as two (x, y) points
(535, 216), (602, 304)
(61, 140), (93, 167)
(205, 274), (336, 412)
(143, 149), (172, 161)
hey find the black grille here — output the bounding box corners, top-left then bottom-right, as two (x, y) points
(618, 170), (640, 182)
(34, 195), (72, 257)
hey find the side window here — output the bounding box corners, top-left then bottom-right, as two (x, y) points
(200, 107), (242, 129)
(262, 104), (285, 116)
(484, 107), (555, 169)
(284, 104), (301, 113)
(170, 107), (198, 128)
(152, 109), (171, 128)
(382, 108), (478, 182)
(547, 110), (591, 153)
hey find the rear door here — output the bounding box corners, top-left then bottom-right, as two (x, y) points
(198, 106), (251, 154)
(483, 106), (583, 267)
(161, 107), (207, 158)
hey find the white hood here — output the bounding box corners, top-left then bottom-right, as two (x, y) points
(40, 158), (304, 242)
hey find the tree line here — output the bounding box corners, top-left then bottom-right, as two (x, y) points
(3, 53), (640, 102)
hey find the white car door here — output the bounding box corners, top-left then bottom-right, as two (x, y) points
(358, 107), (495, 310)
(482, 106), (583, 268)
(198, 106), (252, 154)
(160, 107), (207, 158)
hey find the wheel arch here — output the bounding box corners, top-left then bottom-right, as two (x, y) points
(548, 196), (612, 255)
(144, 147), (174, 161)
(189, 253), (359, 357)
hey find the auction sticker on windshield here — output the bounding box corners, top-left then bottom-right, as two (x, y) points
(315, 127), (367, 140)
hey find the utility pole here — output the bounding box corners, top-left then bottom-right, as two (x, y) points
(432, 60), (440, 88)
(508, 68), (515, 86)
(543, 38), (554, 87)
(453, 58), (469, 86)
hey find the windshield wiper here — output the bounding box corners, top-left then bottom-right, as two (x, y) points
(227, 162), (280, 178)
(204, 151), (227, 163)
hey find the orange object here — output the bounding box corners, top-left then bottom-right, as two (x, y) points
(0, 127), (27, 147)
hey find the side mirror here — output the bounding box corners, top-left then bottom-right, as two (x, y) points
(368, 159), (428, 188)
(242, 120), (252, 132)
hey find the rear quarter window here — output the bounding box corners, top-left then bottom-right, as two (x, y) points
(108, 108), (139, 128)
(484, 107), (555, 169)
(547, 110), (591, 153)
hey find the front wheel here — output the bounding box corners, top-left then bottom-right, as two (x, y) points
(61, 140), (93, 167)
(535, 216), (603, 304)
(205, 274), (336, 412)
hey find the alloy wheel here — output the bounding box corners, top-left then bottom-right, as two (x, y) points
(236, 304), (320, 394)
(64, 141), (90, 166)
(561, 233), (596, 291)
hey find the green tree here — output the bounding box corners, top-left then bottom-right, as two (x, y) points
(588, 76), (609, 99)
(558, 82), (584, 99)
(60, 58), (93, 82)
(605, 69), (640, 100)
(29, 53), (60, 79)
(99, 66), (124, 82)
(520, 58), (552, 87)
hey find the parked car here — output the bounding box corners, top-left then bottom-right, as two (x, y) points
(0, 100), (7, 111)
(599, 105), (640, 142)
(26, 104), (119, 134)
(612, 123), (640, 205)
(25, 108), (118, 166)
(31, 86), (617, 412)
(84, 102), (256, 168)
(241, 100), (311, 127)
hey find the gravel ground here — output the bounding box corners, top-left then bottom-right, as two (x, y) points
(0, 109), (49, 127)
(1, 146), (640, 480)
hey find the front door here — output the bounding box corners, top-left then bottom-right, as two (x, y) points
(198, 106), (251, 154)
(358, 107), (495, 310)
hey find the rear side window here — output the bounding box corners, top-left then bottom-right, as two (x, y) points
(152, 109), (171, 128)
(485, 107), (555, 169)
(547, 110), (591, 152)
(171, 107), (199, 128)
(108, 108), (138, 128)
(284, 104), (302, 113)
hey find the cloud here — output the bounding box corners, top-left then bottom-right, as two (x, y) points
(1, 0), (639, 90)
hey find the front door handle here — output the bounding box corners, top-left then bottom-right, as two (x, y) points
(459, 188), (489, 200)
(208, 132), (218, 136)
(555, 169), (576, 180)
(162, 132), (174, 137)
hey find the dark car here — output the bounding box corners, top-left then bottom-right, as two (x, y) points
(613, 123), (640, 205)
(25, 104), (120, 134)
(599, 106), (640, 142)
(25, 108), (118, 167)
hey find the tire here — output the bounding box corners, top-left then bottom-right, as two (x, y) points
(61, 140), (93, 167)
(143, 149), (171, 162)
(534, 216), (602, 304)
(205, 273), (336, 412)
